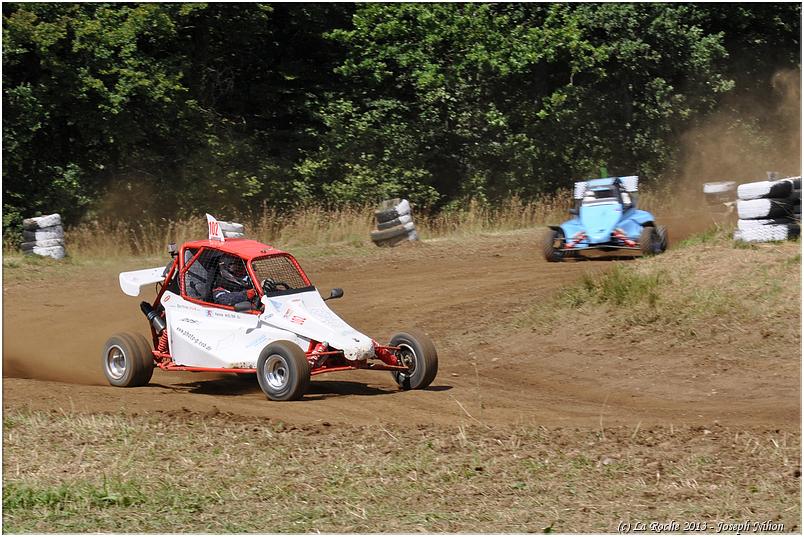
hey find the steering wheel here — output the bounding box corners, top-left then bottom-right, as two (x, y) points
(261, 278), (291, 293)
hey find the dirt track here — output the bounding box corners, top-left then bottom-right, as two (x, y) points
(3, 224), (799, 428)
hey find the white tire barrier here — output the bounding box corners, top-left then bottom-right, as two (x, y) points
(371, 198), (418, 246)
(736, 198), (796, 219)
(22, 224), (64, 242)
(22, 213), (61, 230)
(21, 238), (65, 250)
(18, 213), (68, 259)
(737, 218), (796, 231)
(703, 181), (737, 194)
(25, 245), (66, 259)
(737, 177), (801, 201)
(734, 223), (800, 243)
(702, 181), (737, 210)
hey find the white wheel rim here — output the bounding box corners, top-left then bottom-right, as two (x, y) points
(397, 344), (417, 378)
(263, 354), (289, 390)
(106, 345), (127, 380)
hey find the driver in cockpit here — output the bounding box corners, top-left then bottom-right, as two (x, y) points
(212, 257), (259, 307)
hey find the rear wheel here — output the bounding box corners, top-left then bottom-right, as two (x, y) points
(390, 329), (438, 390)
(102, 333), (154, 387)
(543, 228), (566, 262)
(657, 225), (668, 252)
(256, 341), (310, 401)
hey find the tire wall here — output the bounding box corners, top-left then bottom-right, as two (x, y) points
(19, 213), (66, 259)
(371, 199), (418, 247)
(731, 176), (801, 243)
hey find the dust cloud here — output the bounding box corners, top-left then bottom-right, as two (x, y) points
(675, 68), (801, 194)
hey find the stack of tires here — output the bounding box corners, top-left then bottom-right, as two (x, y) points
(370, 199), (418, 247)
(20, 213), (66, 259)
(734, 176), (801, 242)
(220, 220), (245, 239)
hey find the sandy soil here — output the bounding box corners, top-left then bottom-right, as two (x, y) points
(3, 223), (799, 429)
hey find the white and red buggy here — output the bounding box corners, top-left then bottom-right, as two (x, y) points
(103, 217), (438, 401)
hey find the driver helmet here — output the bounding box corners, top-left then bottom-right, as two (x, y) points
(219, 257), (252, 289)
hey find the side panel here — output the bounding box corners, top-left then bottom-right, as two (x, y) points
(161, 291), (307, 369)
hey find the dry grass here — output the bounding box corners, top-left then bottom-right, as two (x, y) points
(522, 228), (801, 352)
(3, 408), (799, 533)
(3, 189), (680, 260)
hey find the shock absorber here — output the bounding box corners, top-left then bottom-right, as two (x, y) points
(140, 301), (166, 334)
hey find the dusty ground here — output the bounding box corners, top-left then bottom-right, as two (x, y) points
(3, 220), (799, 429)
(3, 220), (800, 532)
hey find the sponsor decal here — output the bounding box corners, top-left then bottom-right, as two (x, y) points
(290, 315), (306, 325)
(179, 318), (199, 324)
(270, 299), (283, 311)
(206, 310), (213, 317)
(174, 326), (213, 351)
(163, 295), (171, 302)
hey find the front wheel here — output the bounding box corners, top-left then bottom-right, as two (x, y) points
(640, 226), (662, 256)
(256, 341), (310, 401)
(102, 332), (154, 387)
(656, 225), (668, 252)
(390, 329), (438, 390)
(543, 228), (566, 262)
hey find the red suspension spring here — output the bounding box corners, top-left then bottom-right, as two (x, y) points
(157, 330), (169, 353)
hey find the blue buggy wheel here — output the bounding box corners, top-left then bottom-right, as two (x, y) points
(543, 228), (566, 262)
(640, 226), (665, 256)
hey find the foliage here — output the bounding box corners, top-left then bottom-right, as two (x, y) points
(2, 3), (799, 228)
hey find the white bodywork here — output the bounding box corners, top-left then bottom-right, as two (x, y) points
(120, 267), (167, 297)
(157, 289), (375, 369)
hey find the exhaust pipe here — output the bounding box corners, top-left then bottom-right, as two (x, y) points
(140, 301), (166, 334)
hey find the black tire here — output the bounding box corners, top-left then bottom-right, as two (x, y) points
(371, 223), (413, 242)
(256, 341), (310, 401)
(543, 228), (565, 262)
(372, 233), (412, 248)
(389, 329), (438, 390)
(377, 213), (413, 230)
(656, 225), (668, 252)
(375, 207), (401, 224)
(640, 226), (661, 256)
(102, 332), (154, 387)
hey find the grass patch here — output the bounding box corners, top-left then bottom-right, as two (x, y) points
(559, 264), (664, 308)
(522, 227), (801, 345)
(2, 409), (800, 533)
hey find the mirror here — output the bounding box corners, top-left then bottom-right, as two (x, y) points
(233, 301), (252, 312)
(568, 208), (579, 215)
(324, 288), (344, 301)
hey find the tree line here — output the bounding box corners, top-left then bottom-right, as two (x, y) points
(2, 3), (800, 227)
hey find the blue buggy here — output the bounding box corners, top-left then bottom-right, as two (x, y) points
(543, 176), (667, 262)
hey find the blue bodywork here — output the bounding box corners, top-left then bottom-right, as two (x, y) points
(553, 177), (656, 251)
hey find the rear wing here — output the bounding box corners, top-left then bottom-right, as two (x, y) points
(574, 176), (638, 199)
(119, 266), (167, 297)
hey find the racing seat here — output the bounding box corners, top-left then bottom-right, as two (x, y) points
(184, 250), (213, 301)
